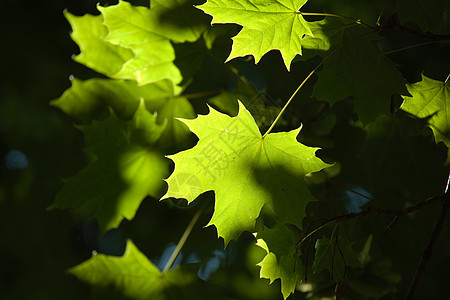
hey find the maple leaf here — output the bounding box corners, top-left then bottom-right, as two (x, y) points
(50, 101), (169, 232)
(96, 0), (209, 86)
(65, 12), (134, 77)
(53, 78), (195, 152)
(51, 78), (200, 231)
(163, 101), (330, 244)
(400, 74), (450, 162)
(197, 0), (314, 70)
(69, 240), (203, 299)
(256, 223), (302, 299)
(309, 20), (408, 124)
(52, 78), (165, 123)
(300, 18), (342, 56)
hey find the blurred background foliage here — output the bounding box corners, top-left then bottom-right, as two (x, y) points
(1, 0), (449, 299)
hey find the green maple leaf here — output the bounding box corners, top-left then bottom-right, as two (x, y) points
(197, 0), (314, 70)
(97, 0), (208, 86)
(400, 74), (450, 161)
(256, 223), (302, 299)
(53, 78), (195, 152)
(300, 18), (344, 57)
(50, 101), (169, 232)
(313, 235), (359, 281)
(163, 101), (330, 244)
(52, 78), (172, 123)
(98, 1), (179, 86)
(70, 240), (201, 299)
(65, 12), (134, 77)
(305, 19), (408, 124)
(145, 0), (210, 43)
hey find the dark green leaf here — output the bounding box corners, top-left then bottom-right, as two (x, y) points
(50, 102), (169, 232)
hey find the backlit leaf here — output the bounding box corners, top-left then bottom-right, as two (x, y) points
(50, 101), (169, 232)
(197, 0), (315, 70)
(98, 0), (209, 86)
(70, 240), (200, 299)
(400, 74), (450, 156)
(52, 78), (195, 152)
(65, 12), (134, 76)
(256, 223), (302, 299)
(163, 101), (331, 244)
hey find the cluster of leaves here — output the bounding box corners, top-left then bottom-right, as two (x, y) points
(53, 0), (450, 299)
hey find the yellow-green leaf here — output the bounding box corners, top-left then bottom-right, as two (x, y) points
(197, 0), (314, 70)
(163, 101), (331, 244)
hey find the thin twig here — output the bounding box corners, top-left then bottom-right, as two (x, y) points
(300, 12), (376, 30)
(382, 40), (449, 55)
(406, 196), (449, 299)
(162, 203), (205, 275)
(327, 196), (442, 224)
(297, 195), (445, 247)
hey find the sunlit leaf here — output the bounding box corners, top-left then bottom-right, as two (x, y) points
(401, 74), (450, 157)
(70, 240), (202, 299)
(163, 101), (330, 244)
(197, 0), (316, 70)
(256, 223), (302, 299)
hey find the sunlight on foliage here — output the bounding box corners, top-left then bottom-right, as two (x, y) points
(198, 0), (315, 70)
(163, 101), (331, 244)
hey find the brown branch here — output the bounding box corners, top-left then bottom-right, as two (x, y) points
(406, 192), (450, 299)
(298, 195), (445, 248)
(319, 195), (444, 227)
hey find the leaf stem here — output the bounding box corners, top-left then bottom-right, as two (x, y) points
(262, 29), (375, 138)
(382, 40), (448, 55)
(296, 222), (328, 248)
(262, 52), (332, 138)
(161, 203), (205, 275)
(300, 12), (376, 30)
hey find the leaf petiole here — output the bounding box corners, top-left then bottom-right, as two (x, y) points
(263, 29), (376, 138)
(382, 40), (449, 55)
(162, 201), (206, 275)
(300, 12), (376, 30)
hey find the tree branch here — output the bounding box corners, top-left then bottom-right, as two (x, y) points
(321, 195), (443, 227)
(297, 195), (445, 248)
(406, 187), (450, 299)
